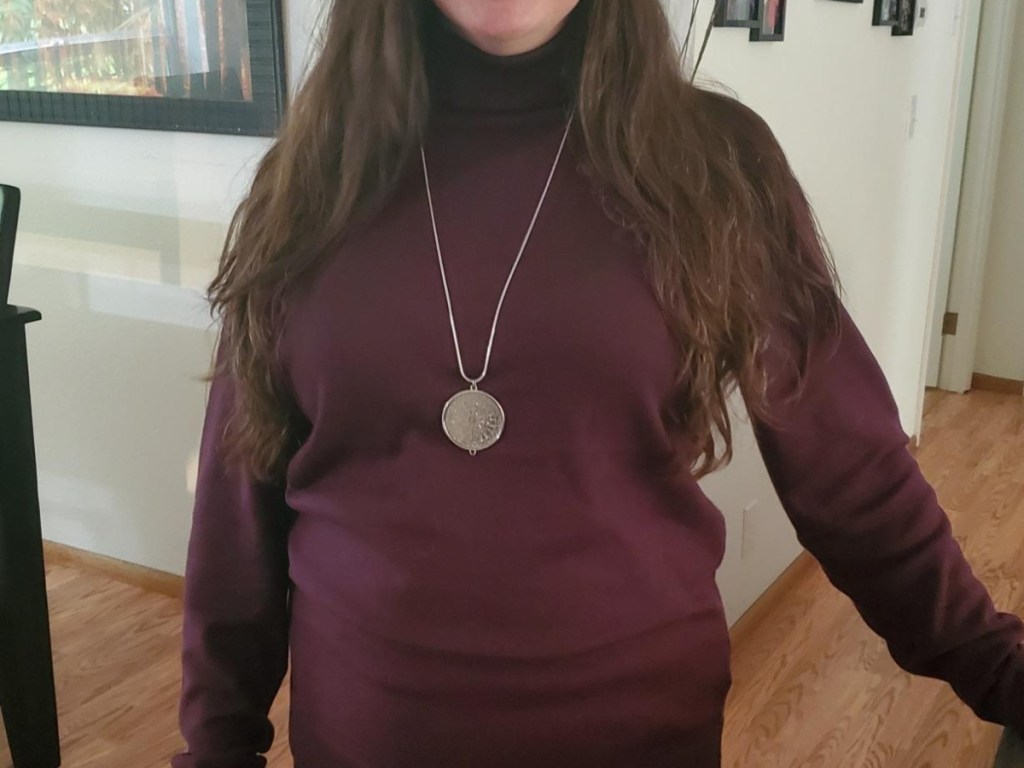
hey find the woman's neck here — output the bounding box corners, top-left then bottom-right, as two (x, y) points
(421, 0), (589, 114)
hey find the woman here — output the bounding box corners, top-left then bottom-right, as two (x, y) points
(171, 0), (1024, 765)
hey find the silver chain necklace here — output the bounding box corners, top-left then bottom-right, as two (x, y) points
(420, 110), (575, 455)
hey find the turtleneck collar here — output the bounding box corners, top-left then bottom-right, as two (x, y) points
(421, 0), (589, 114)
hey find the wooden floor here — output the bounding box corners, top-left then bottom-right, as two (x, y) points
(2, 389), (1020, 767)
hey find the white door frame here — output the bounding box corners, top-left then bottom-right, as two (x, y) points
(936, 0), (1020, 393)
(923, 1), (983, 391)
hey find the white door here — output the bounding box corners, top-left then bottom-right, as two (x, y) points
(931, 0), (1020, 392)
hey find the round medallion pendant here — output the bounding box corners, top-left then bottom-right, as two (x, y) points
(442, 387), (505, 455)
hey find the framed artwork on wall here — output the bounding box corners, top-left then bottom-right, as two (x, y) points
(750, 0), (786, 41)
(873, 0), (899, 26)
(713, 0), (760, 29)
(892, 0), (918, 35)
(0, 0), (287, 136)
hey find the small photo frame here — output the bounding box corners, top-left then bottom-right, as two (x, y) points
(713, 0), (760, 28)
(892, 0), (918, 35)
(873, 0), (899, 26)
(750, 0), (786, 41)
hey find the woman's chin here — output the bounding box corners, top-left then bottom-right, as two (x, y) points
(432, 0), (579, 56)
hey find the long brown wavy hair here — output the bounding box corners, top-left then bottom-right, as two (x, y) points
(205, 0), (842, 485)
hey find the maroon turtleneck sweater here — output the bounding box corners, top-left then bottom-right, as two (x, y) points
(172, 3), (1024, 766)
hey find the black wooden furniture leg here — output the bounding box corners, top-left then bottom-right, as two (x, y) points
(0, 306), (60, 768)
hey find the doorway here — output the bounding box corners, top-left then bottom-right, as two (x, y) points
(924, 0), (1022, 395)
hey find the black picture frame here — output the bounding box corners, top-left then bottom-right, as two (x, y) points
(0, 0), (287, 137)
(713, 0), (761, 29)
(873, 0), (899, 26)
(750, 0), (786, 41)
(892, 0), (918, 35)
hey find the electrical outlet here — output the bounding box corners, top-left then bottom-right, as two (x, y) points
(741, 501), (758, 559)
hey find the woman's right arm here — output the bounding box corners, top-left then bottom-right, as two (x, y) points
(171, 337), (293, 768)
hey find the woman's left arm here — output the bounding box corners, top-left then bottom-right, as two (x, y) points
(749, 302), (1024, 731)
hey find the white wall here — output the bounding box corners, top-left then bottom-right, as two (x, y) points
(688, 0), (968, 623)
(4, 0), (964, 626)
(976, 9), (1024, 382)
(2, 0), (323, 574)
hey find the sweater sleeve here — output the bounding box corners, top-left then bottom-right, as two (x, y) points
(749, 301), (1024, 732)
(171, 339), (293, 768)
